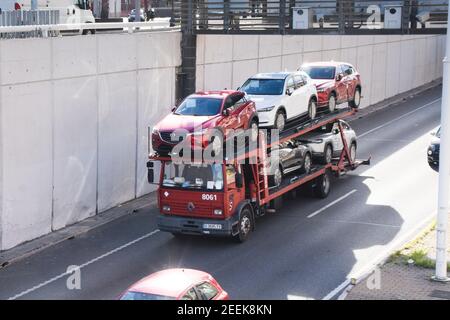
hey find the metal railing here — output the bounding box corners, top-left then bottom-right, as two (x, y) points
(0, 10), (60, 38)
(0, 20), (179, 40)
(179, 0), (449, 34)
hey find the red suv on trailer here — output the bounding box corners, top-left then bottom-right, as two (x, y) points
(300, 61), (362, 112)
(151, 90), (258, 154)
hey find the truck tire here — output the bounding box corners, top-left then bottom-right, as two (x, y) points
(234, 207), (253, 243)
(314, 171), (331, 199)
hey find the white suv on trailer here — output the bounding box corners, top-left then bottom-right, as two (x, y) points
(240, 71), (318, 131)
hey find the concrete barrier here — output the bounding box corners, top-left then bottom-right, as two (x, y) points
(0, 31), (181, 250)
(196, 34), (445, 108)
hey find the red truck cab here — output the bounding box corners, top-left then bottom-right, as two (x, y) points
(150, 160), (252, 242)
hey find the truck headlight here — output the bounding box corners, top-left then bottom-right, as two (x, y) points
(259, 105), (275, 112)
(214, 209), (223, 215)
(162, 205), (171, 212)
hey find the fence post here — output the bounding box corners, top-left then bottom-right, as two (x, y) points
(279, 0), (286, 34)
(224, 0), (230, 32)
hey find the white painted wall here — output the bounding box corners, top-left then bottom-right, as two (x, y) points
(0, 31), (181, 250)
(196, 34), (445, 108)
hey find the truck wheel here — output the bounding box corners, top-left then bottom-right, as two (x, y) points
(349, 88), (361, 109)
(314, 171), (331, 199)
(234, 207), (252, 243)
(322, 144), (333, 164)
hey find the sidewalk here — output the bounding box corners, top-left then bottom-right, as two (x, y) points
(344, 216), (450, 300)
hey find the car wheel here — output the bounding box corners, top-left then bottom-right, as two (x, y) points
(349, 142), (357, 163)
(328, 94), (336, 113)
(308, 99), (317, 120)
(302, 152), (312, 174)
(314, 170), (331, 199)
(349, 88), (361, 109)
(274, 110), (286, 132)
(234, 207), (253, 243)
(269, 165), (283, 188)
(248, 119), (259, 142)
(322, 144), (333, 164)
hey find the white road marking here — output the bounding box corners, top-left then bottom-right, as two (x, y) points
(307, 189), (357, 219)
(358, 98), (441, 138)
(328, 219), (400, 229)
(322, 212), (435, 300)
(8, 229), (160, 300)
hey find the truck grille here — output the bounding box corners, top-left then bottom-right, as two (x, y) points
(167, 202), (213, 217)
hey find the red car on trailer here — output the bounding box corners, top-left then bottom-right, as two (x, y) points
(301, 61), (362, 112)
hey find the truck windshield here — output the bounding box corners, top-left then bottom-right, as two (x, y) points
(163, 162), (224, 190)
(174, 97), (223, 116)
(240, 79), (285, 95)
(302, 66), (336, 80)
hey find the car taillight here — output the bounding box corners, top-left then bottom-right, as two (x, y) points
(14, 2), (21, 10)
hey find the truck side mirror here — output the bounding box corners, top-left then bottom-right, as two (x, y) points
(147, 161), (155, 183)
(235, 172), (243, 188)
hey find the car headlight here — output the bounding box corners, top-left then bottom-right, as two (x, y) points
(316, 88), (327, 93)
(259, 105), (276, 112)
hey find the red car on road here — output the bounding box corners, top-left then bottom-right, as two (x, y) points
(151, 90), (258, 154)
(119, 268), (229, 300)
(301, 61), (362, 112)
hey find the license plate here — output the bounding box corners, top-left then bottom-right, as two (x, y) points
(203, 223), (222, 230)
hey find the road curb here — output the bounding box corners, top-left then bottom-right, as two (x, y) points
(337, 214), (437, 300)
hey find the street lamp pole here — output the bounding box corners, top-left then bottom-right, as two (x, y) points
(433, 3), (450, 282)
(135, 0), (140, 21)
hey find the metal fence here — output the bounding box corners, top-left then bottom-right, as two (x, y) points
(0, 10), (60, 39)
(179, 0), (449, 34)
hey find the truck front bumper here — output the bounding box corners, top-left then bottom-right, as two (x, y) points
(157, 214), (239, 237)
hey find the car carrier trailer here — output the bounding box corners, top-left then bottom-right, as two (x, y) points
(147, 107), (370, 242)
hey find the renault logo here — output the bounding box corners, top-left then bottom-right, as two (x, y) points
(187, 202), (195, 212)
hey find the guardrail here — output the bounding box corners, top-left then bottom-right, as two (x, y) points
(0, 20), (180, 39)
(179, 0), (448, 34)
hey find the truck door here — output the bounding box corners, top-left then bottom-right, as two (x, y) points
(225, 164), (244, 216)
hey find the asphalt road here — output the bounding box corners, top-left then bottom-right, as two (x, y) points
(0, 86), (442, 300)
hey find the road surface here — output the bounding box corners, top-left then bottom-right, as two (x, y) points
(0, 85), (442, 300)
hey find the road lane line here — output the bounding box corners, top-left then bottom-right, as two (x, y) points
(358, 98), (441, 139)
(322, 211), (436, 300)
(8, 229), (160, 300)
(307, 189), (357, 219)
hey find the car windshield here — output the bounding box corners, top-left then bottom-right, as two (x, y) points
(163, 162), (224, 190)
(302, 66), (336, 80)
(240, 78), (285, 95)
(174, 97), (223, 116)
(120, 291), (174, 300)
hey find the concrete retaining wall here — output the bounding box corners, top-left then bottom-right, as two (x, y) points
(0, 31), (181, 250)
(196, 34), (445, 108)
